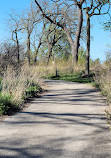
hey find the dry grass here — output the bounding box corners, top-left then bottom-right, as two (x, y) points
(2, 64), (42, 103)
(1, 60), (85, 103)
(90, 62), (111, 128)
(94, 63), (111, 104)
(38, 59), (85, 77)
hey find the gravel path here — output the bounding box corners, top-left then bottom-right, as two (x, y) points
(0, 80), (111, 158)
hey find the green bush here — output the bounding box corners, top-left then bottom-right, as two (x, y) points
(0, 94), (20, 116)
(0, 81), (42, 116)
(23, 81), (42, 99)
(0, 103), (7, 116)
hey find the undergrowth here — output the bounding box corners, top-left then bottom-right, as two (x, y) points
(94, 63), (111, 128)
(0, 65), (43, 116)
(0, 93), (20, 116)
(94, 65), (111, 103)
(24, 81), (42, 100)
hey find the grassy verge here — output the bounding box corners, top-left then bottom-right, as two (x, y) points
(93, 65), (111, 129)
(0, 66), (43, 117)
(0, 78), (20, 116)
(47, 72), (94, 83)
(0, 82), (42, 116)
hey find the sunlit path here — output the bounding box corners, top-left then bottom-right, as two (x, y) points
(0, 80), (111, 158)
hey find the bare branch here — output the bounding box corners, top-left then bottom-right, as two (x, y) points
(34, 0), (64, 29)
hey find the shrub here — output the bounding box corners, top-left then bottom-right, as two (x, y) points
(0, 94), (20, 115)
(24, 81), (42, 99)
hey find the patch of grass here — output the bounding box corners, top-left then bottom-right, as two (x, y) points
(47, 72), (94, 83)
(0, 94), (20, 116)
(23, 81), (42, 100)
(92, 82), (100, 90)
(0, 81), (42, 116)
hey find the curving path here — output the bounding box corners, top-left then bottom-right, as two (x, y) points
(0, 80), (111, 158)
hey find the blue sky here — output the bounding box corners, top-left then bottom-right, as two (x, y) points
(90, 15), (111, 62)
(0, 0), (111, 62)
(0, 0), (31, 41)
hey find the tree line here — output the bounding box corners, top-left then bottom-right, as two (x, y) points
(0, 0), (110, 75)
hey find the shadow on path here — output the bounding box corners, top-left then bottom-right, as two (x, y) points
(0, 80), (110, 158)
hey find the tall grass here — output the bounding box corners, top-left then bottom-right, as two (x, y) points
(38, 58), (85, 78)
(94, 62), (111, 128)
(94, 63), (111, 103)
(0, 64), (43, 116)
(2, 64), (42, 103)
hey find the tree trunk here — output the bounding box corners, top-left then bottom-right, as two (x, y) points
(27, 33), (31, 66)
(73, 5), (83, 62)
(64, 5), (83, 64)
(85, 14), (90, 75)
(71, 44), (75, 65)
(34, 41), (42, 65)
(64, 28), (75, 63)
(15, 31), (20, 65)
(34, 22), (46, 65)
(46, 44), (53, 66)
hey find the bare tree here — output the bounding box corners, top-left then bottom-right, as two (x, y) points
(46, 24), (64, 65)
(20, 3), (41, 66)
(31, 20), (47, 65)
(69, 0), (85, 62)
(0, 41), (24, 71)
(34, 0), (85, 63)
(8, 12), (22, 65)
(84, 0), (110, 75)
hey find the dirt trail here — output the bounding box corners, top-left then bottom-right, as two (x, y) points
(0, 80), (111, 158)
